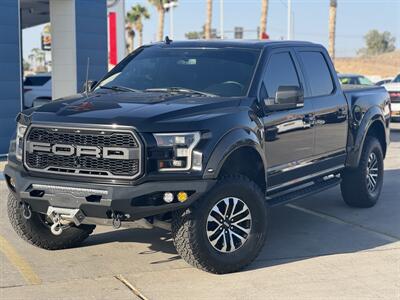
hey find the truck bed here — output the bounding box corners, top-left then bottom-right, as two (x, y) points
(342, 84), (388, 106)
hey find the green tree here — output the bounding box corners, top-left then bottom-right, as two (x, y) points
(185, 31), (202, 40)
(148, 0), (177, 41)
(23, 59), (30, 71)
(358, 30), (396, 56)
(127, 4), (150, 50)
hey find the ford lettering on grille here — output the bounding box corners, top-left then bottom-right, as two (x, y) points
(24, 126), (142, 180)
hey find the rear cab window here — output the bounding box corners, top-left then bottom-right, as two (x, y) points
(24, 76), (51, 86)
(298, 51), (334, 97)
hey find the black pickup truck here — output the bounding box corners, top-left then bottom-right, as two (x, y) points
(5, 41), (391, 274)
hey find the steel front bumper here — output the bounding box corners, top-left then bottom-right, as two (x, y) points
(4, 164), (216, 220)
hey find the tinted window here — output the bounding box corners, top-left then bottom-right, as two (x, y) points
(24, 76), (51, 86)
(300, 52), (334, 96)
(263, 52), (299, 98)
(97, 47), (261, 97)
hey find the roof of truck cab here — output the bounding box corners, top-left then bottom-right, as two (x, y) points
(151, 40), (319, 49)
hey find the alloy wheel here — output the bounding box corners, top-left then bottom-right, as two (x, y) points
(366, 152), (379, 192)
(206, 197), (252, 253)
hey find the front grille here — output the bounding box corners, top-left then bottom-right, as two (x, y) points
(24, 125), (142, 180)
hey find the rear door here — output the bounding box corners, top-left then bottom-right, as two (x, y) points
(296, 48), (348, 168)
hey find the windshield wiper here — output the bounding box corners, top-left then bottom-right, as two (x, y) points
(145, 87), (217, 97)
(99, 85), (142, 93)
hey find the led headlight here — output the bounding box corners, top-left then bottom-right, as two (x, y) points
(16, 123), (27, 161)
(153, 132), (202, 171)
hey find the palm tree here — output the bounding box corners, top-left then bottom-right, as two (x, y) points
(148, 0), (177, 41)
(328, 0), (337, 61)
(127, 4), (150, 49)
(125, 21), (135, 52)
(205, 0), (213, 39)
(259, 0), (269, 39)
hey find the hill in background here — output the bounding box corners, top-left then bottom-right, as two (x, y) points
(335, 51), (400, 79)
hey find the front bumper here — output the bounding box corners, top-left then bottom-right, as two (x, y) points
(4, 163), (216, 221)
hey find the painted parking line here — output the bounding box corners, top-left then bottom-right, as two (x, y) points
(286, 204), (399, 243)
(0, 235), (42, 285)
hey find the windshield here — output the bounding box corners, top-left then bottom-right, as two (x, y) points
(96, 46), (261, 97)
(393, 74), (400, 83)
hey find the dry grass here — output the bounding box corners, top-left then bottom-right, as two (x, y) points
(334, 51), (400, 78)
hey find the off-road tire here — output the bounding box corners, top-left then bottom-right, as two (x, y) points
(171, 175), (268, 274)
(341, 136), (384, 208)
(7, 192), (95, 250)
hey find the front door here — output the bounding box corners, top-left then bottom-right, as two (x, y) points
(260, 50), (315, 189)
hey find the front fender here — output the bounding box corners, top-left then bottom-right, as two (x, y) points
(203, 127), (266, 179)
(346, 106), (387, 168)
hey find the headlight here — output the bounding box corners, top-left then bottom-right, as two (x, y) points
(16, 123), (27, 161)
(153, 132), (202, 171)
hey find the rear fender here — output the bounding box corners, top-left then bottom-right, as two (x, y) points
(346, 106), (388, 168)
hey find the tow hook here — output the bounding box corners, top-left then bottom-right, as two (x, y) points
(111, 212), (130, 229)
(49, 215), (69, 236)
(46, 207), (85, 236)
(21, 203), (32, 220)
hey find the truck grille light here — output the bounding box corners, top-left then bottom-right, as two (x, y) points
(177, 192), (188, 202)
(163, 192), (174, 203)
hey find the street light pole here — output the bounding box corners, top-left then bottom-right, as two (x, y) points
(164, 1), (178, 39)
(220, 0), (224, 39)
(170, 4), (174, 39)
(287, 0), (292, 40)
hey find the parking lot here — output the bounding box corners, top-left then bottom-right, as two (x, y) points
(0, 124), (399, 300)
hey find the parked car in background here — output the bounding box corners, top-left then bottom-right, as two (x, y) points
(338, 73), (375, 86)
(384, 73), (400, 120)
(23, 73), (52, 108)
(375, 78), (393, 86)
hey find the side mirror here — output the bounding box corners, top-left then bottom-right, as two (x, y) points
(264, 86), (304, 111)
(82, 80), (97, 93)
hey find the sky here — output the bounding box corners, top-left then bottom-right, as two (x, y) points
(22, 0), (400, 61)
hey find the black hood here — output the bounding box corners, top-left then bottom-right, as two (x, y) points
(24, 91), (243, 132)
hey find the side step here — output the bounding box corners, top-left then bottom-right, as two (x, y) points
(267, 177), (341, 207)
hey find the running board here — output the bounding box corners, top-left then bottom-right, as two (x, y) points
(266, 177), (341, 207)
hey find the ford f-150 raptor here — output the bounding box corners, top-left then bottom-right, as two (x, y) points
(4, 40), (391, 274)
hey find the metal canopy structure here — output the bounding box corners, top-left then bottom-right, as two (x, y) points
(20, 0), (49, 29)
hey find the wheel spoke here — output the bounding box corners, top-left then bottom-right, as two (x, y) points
(210, 231), (224, 247)
(230, 230), (247, 244)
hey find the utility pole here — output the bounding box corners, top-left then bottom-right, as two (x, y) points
(287, 0), (292, 40)
(164, 1), (178, 39)
(220, 0), (224, 39)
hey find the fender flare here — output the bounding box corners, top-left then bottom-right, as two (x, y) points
(346, 106), (387, 168)
(203, 128), (267, 181)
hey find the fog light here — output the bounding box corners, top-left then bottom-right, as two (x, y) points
(163, 192), (174, 203)
(177, 192), (188, 202)
(9, 177), (16, 189)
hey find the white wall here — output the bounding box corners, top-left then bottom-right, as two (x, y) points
(49, 0), (77, 99)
